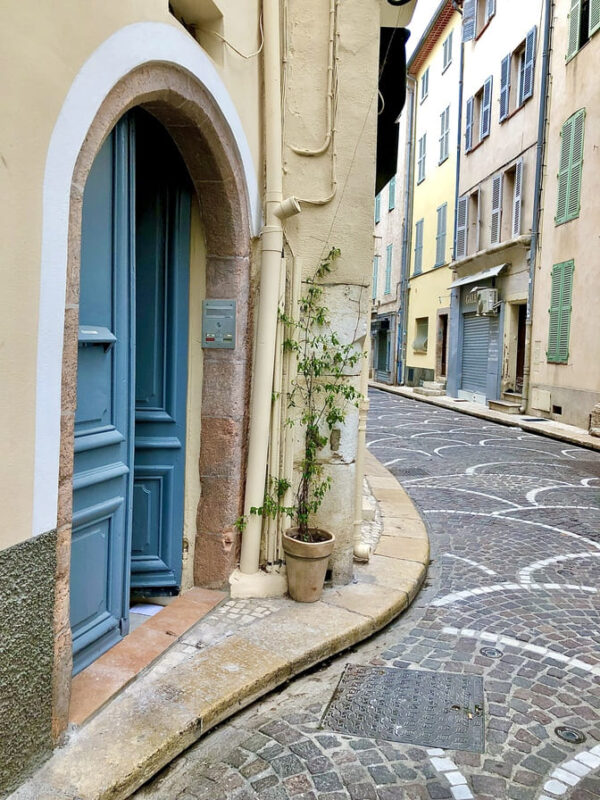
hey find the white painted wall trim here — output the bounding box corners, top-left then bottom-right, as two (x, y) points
(33, 21), (261, 537)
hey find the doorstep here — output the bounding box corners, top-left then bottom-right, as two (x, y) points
(9, 453), (428, 800)
(371, 382), (600, 452)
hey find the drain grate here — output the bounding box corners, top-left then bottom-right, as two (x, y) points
(321, 665), (485, 752)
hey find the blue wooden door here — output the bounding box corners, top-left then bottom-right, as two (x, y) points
(131, 111), (191, 592)
(71, 117), (135, 674)
(71, 110), (191, 672)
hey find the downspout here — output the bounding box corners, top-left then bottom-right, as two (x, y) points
(452, 37), (464, 263)
(240, 0), (301, 575)
(520, 0), (553, 413)
(398, 75), (416, 384)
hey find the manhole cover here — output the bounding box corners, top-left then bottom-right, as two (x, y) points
(321, 665), (485, 752)
(480, 646), (503, 659)
(555, 726), (586, 744)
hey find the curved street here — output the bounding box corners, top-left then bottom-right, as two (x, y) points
(135, 389), (600, 800)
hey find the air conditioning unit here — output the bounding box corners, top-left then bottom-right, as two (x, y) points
(476, 288), (499, 315)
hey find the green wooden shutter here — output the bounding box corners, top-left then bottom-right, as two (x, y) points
(388, 176), (396, 211)
(375, 193), (381, 223)
(385, 244), (393, 294)
(567, 0), (581, 60)
(567, 109), (585, 220)
(590, 0), (600, 35)
(556, 116), (573, 223)
(547, 260), (574, 363)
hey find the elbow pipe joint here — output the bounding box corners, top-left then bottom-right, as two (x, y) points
(273, 196), (302, 219)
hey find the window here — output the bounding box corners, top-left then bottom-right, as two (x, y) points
(375, 193), (381, 224)
(372, 255), (379, 300)
(455, 195), (468, 259)
(463, 0), (495, 41)
(417, 134), (427, 183)
(435, 203), (448, 266)
(478, 0), (496, 31)
(490, 173), (503, 244)
(465, 76), (492, 152)
(442, 31), (453, 71)
(413, 317), (429, 353)
(500, 27), (537, 121)
(388, 176), (396, 211)
(439, 106), (450, 164)
(504, 158), (523, 238)
(556, 109), (585, 224)
(547, 260), (574, 363)
(420, 67), (429, 101)
(385, 244), (393, 294)
(468, 190), (480, 254)
(567, 0), (600, 61)
(414, 219), (424, 274)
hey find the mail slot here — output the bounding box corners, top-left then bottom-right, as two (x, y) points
(202, 300), (236, 349)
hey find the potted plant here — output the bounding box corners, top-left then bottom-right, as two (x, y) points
(248, 247), (364, 602)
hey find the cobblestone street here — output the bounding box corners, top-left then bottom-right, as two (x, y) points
(134, 390), (600, 800)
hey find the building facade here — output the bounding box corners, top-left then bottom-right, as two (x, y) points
(529, 0), (600, 430)
(446, 0), (545, 408)
(0, 0), (418, 791)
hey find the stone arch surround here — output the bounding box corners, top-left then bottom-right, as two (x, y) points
(50, 56), (256, 737)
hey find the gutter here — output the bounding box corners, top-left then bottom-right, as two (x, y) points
(520, 0), (554, 414)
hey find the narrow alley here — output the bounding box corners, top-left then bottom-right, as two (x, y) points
(133, 389), (600, 800)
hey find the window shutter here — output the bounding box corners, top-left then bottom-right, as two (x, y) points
(547, 264), (561, 360)
(556, 117), (573, 223)
(475, 190), (481, 252)
(481, 76), (493, 139)
(465, 97), (474, 152)
(463, 0), (476, 41)
(567, 109), (585, 220)
(500, 54), (511, 121)
(385, 244), (393, 294)
(388, 176), (396, 211)
(455, 196), (468, 259)
(491, 173), (503, 243)
(567, 0), (581, 60)
(375, 193), (381, 223)
(512, 159), (523, 237)
(486, 0), (496, 22)
(418, 134), (427, 182)
(372, 256), (379, 299)
(548, 261), (574, 362)
(414, 219), (424, 275)
(436, 204), (447, 266)
(590, 0), (600, 35)
(521, 26), (537, 102)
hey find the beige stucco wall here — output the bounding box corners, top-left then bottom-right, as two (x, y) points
(529, 0), (600, 428)
(0, 0), (261, 551)
(407, 12), (460, 376)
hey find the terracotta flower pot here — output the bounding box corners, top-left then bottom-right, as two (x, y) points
(282, 528), (335, 603)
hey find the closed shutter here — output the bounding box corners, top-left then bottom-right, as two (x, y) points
(486, 0), (496, 21)
(463, 0), (476, 41)
(388, 176), (396, 211)
(547, 260), (574, 363)
(491, 173), (503, 243)
(372, 255), (379, 299)
(512, 159), (523, 237)
(414, 219), (424, 274)
(567, 0), (581, 60)
(521, 26), (537, 103)
(465, 97), (474, 152)
(436, 204), (447, 266)
(385, 244), (393, 294)
(567, 109), (585, 219)
(481, 76), (493, 139)
(500, 54), (511, 121)
(591, 0), (600, 35)
(375, 193), (381, 223)
(455, 196), (468, 259)
(556, 116), (573, 222)
(462, 314), (490, 394)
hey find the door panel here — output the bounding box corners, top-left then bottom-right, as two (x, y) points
(71, 117), (135, 674)
(131, 111), (191, 592)
(461, 313), (490, 395)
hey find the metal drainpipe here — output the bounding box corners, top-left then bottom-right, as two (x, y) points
(520, 0), (553, 414)
(240, 0), (300, 575)
(452, 38), (464, 263)
(398, 75), (416, 384)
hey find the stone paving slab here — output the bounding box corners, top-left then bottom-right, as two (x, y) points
(8, 457), (428, 800)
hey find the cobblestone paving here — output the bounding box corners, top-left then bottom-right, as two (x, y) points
(134, 390), (600, 800)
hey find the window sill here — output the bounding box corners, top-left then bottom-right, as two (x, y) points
(412, 348), (428, 355)
(442, 60), (452, 75)
(547, 358), (568, 365)
(438, 155), (449, 166)
(417, 176), (425, 185)
(555, 213), (580, 227)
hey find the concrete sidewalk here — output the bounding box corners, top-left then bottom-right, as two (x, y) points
(370, 381), (600, 452)
(9, 452), (428, 800)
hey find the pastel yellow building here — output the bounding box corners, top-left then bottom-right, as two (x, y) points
(404, 2), (461, 388)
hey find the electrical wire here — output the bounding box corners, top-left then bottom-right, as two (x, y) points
(198, 14), (263, 59)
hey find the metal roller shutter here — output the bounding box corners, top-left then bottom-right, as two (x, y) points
(461, 313), (490, 394)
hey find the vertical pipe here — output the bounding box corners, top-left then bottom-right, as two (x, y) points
(240, 0), (285, 574)
(398, 75), (416, 384)
(353, 315), (371, 561)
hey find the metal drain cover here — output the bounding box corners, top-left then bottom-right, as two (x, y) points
(321, 665), (485, 752)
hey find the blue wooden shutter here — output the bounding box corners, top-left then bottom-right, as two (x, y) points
(372, 255), (379, 299)
(491, 173), (503, 243)
(521, 26), (537, 103)
(455, 196), (468, 259)
(567, 0), (581, 60)
(375, 193), (381, 223)
(500, 54), (511, 121)
(388, 176), (396, 211)
(463, 0), (476, 41)
(486, 0), (496, 22)
(591, 0), (600, 35)
(414, 219), (424, 274)
(465, 97), (474, 152)
(567, 109), (585, 220)
(385, 244), (393, 294)
(512, 159), (523, 237)
(481, 76), (493, 139)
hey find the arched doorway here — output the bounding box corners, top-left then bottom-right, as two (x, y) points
(71, 109), (192, 673)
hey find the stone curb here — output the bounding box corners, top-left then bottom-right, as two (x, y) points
(8, 455), (428, 800)
(370, 382), (600, 453)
